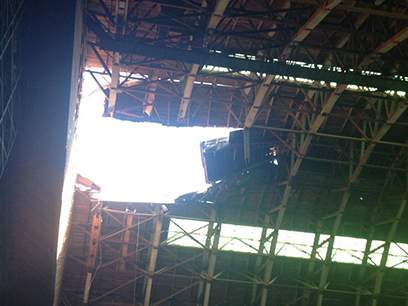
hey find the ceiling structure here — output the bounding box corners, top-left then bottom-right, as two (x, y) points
(57, 0), (408, 306)
(0, 0), (22, 180)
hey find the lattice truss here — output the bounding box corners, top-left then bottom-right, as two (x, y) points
(62, 178), (408, 306)
(59, 0), (408, 305)
(0, 0), (22, 179)
(81, 0), (408, 181)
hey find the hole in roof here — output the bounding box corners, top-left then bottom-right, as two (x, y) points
(72, 71), (235, 203)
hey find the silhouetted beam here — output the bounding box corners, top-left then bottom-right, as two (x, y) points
(196, 209), (216, 306)
(94, 37), (408, 92)
(361, 27), (408, 67)
(336, 3), (408, 20)
(245, 0), (342, 129)
(202, 222), (221, 306)
(178, 0), (231, 120)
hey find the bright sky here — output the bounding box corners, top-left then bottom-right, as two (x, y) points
(73, 71), (233, 203)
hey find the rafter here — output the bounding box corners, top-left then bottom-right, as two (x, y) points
(178, 0), (231, 120)
(244, 0), (342, 128)
(360, 27), (408, 67)
(257, 26), (408, 306)
(256, 2), (345, 300)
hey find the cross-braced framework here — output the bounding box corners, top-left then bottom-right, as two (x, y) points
(60, 165), (408, 306)
(57, 0), (408, 305)
(0, 0), (22, 179)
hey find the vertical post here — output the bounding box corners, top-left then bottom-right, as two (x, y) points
(196, 208), (216, 306)
(260, 185), (291, 306)
(143, 208), (163, 306)
(371, 196), (407, 306)
(354, 229), (374, 306)
(243, 128), (251, 165)
(106, 0), (128, 116)
(144, 74), (158, 116)
(106, 54), (121, 116)
(119, 209), (134, 271)
(301, 220), (322, 306)
(250, 213), (269, 305)
(202, 218), (221, 306)
(83, 200), (102, 304)
(316, 190), (351, 306)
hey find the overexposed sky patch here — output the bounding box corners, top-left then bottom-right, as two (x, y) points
(73, 71), (233, 203)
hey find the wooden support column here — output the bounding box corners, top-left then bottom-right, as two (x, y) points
(143, 74), (158, 116)
(202, 217), (221, 306)
(106, 54), (121, 116)
(259, 185), (291, 306)
(250, 214), (270, 305)
(143, 208), (163, 306)
(249, 186), (270, 305)
(196, 208), (216, 306)
(83, 200), (102, 304)
(371, 195), (407, 306)
(354, 230), (374, 306)
(301, 221), (323, 306)
(106, 0), (129, 116)
(316, 190), (351, 306)
(119, 209), (134, 271)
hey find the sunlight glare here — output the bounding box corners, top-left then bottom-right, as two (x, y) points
(73, 71), (234, 203)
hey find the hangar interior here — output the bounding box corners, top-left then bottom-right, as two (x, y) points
(0, 0), (21, 180)
(56, 1), (408, 306)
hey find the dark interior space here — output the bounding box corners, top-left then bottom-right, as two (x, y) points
(0, 1), (75, 305)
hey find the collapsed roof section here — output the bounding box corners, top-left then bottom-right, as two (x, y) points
(56, 0), (408, 305)
(200, 129), (279, 183)
(82, 0), (408, 188)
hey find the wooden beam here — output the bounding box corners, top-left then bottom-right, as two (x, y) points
(119, 210), (134, 271)
(83, 200), (102, 304)
(178, 0), (231, 120)
(143, 209), (163, 306)
(245, 0), (342, 128)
